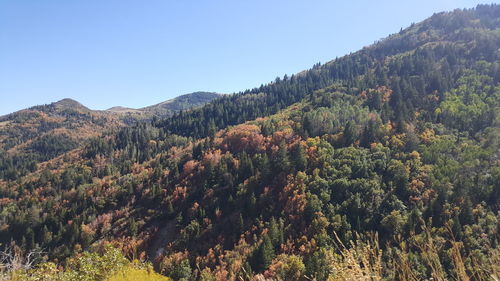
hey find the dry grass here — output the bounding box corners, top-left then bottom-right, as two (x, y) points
(328, 233), (382, 281)
(391, 237), (420, 281)
(467, 245), (500, 281)
(412, 226), (447, 281)
(326, 229), (500, 281)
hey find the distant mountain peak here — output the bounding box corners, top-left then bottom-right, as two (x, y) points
(141, 92), (221, 111)
(106, 106), (139, 113)
(52, 98), (89, 111)
(105, 91), (220, 121)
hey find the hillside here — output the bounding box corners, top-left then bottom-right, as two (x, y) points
(1, 4), (499, 281)
(0, 99), (122, 181)
(0, 92), (219, 181)
(107, 92), (221, 123)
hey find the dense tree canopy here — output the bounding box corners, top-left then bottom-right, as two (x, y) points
(0, 4), (499, 281)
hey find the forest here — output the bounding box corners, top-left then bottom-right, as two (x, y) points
(0, 4), (499, 281)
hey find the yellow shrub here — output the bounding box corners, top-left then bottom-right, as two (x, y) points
(106, 265), (171, 281)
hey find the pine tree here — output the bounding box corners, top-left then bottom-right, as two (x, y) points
(245, 192), (257, 218)
(273, 141), (290, 172)
(254, 236), (276, 272)
(343, 121), (357, 146)
(452, 215), (463, 240)
(42, 225), (52, 244)
(256, 153), (271, 184)
(238, 152), (254, 181)
(268, 217), (284, 248)
(459, 199), (474, 226)
(291, 143), (307, 171)
(237, 213), (245, 234)
(192, 143), (203, 160)
(129, 219), (138, 236)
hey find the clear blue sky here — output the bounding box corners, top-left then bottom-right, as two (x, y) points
(0, 0), (491, 115)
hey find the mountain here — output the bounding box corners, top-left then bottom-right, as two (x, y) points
(157, 5), (500, 138)
(106, 92), (221, 122)
(0, 99), (122, 180)
(0, 92), (219, 181)
(50, 98), (91, 112)
(1, 5), (499, 281)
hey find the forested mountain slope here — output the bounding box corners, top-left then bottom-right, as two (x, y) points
(107, 92), (221, 123)
(1, 4), (499, 281)
(157, 4), (500, 138)
(0, 98), (123, 181)
(0, 92), (219, 182)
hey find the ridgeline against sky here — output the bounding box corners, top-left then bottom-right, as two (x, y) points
(0, 0), (489, 115)
(0, 4), (499, 280)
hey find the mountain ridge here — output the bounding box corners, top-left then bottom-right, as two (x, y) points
(0, 5), (499, 281)
(0, 91), (220, 180)
(105, 91), (221, 120)
(2, 91), (221, 118)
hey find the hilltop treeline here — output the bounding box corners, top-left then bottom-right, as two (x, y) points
(0, 5), (499, 281)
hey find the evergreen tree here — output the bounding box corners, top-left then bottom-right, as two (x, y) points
(291, 143), (307, 171)
(273, 141), (290, 172)
(253, 236), (276, 272)
(268, 217), (284, 248)
(343, 121), (357, 146)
